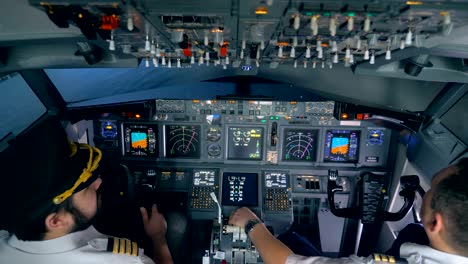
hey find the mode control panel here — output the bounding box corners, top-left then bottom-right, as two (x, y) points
(190, 169), (219, 210)
(263, 171), (291, 212)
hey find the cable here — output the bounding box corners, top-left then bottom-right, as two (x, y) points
(210, 192), (222, 225)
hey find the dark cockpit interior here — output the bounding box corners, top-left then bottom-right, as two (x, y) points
(1, 0), (468, 263)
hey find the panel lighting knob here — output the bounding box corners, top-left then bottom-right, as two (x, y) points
(305, 46), (311, 58)
(294, 15), (301, 30)
(127, 16), (134, 31)
(290, 47), (295, 58)
(329, 17), (337, 36)
(385, 49), (391, 60)
(364, 17), (371, 32)
(331, 40), (338, 52)
(311, 16), (319, 36)
(405, 30), (412, 46)
(278, 46), (283, 58)
(347, 16), (354, 32)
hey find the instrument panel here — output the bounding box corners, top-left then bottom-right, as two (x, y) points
(114, 100), (391, 168)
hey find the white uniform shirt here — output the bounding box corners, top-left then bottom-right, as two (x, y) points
(0, 227), (154, 264)
(286, 243), (468, 264)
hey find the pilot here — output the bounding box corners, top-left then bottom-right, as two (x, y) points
(0, 118), (173, 264)
(229, 158), (468, 264)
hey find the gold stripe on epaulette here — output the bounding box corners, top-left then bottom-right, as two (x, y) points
(374, 254), (381, 261)
(132, 241), (138, 256)
(373, 253), (399, 263)
(126, 239), (131, 255)
(113, 238), (119, 253)
(119, 238), (125, 254)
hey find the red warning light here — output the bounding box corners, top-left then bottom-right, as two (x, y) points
(101, 15), (119, 30)
(220, 44), (229, 57)
(183, 43), (192, 57)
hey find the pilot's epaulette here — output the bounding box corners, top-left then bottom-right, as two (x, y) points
(372, 253), (408, 264)
(106, 237), (139, 256)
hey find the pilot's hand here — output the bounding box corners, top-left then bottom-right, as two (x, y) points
(140, 204), (167, 241)
(228, 207), (260, 229)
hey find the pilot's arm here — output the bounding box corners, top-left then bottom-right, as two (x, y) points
(140, 205), (174, 264)
(229, 207), (293, 264)
(229, 207), (369, 264)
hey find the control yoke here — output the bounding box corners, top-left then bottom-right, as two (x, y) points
(327, 170), (421, 224)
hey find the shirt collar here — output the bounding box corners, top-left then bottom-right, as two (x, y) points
(8, 226), (106, 254)
(401, 243), (468, 264)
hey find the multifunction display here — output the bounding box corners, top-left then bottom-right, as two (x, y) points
(227, 127), (264, 160)
(164, 125), (201, 158)
(324, 129), (360, 163)
(264, 172), (288, 188)
(282, 129), (319, 162)
(123, 123), (157, 157)
(193, 169), (216, 186)
(222, 172), (258, 206)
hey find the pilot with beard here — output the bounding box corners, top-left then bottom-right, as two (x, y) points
(0, 118), (173, 264)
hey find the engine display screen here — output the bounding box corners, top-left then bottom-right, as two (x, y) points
(282, 129), (319, 162)
(264, 172), (288, 188)
(193, 169), (216, 187)
(324, 129), (360, 163)
(123, 123), (158, 157)
(227, 127), (264, 160)
(222, 172), (258, 206)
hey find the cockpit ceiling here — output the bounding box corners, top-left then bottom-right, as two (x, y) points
(0, 0), (467, 110)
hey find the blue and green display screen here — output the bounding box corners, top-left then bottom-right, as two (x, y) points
(123, 124), (158, 157)
(324, 130), (360, 163)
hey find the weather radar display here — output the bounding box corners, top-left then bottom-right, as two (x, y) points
(164, 125), (201, 158)
(282, 129), (318, 162)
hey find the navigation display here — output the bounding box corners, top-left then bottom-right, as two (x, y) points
(282, 129), (319, 162)
(222, 172), (258, 206)
(164, 125), (201, 158)
(264, 172), (288, 188)
(193, 169), (216, 186)
(123, 123), (158, 157)
(324, 129), (360, 163)
(227, 127), (264, 160)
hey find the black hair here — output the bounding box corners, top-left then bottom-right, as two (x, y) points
(431, 158), (468, 253)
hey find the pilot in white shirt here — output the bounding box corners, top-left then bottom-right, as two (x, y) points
(0, 227), (154, 264)
(229, 158), (468, 264)
(0, 119), (173, 264)
(287, 243), (468, 264)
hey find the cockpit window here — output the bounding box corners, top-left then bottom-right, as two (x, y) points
(0, 73), (47, 139)
(440, 93), (468, 145)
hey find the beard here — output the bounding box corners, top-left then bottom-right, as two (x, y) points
(70, 193), (102, 232)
